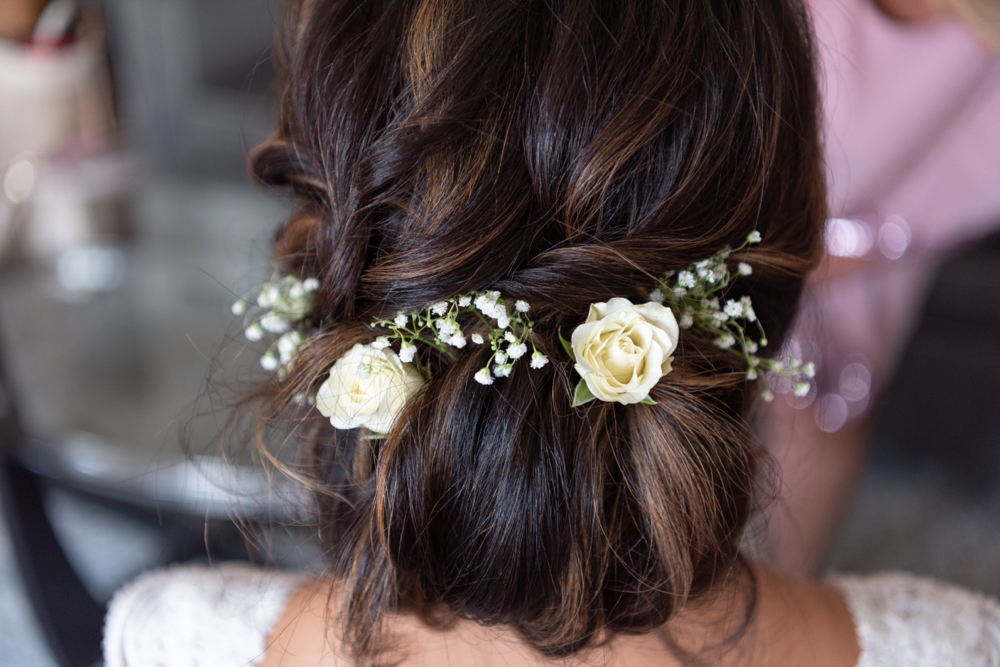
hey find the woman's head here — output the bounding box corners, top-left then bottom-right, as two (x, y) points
(249, 0), (824, 661)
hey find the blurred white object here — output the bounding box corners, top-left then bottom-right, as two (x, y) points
(826, 218), (875, 258)
(0, 31), (113, 169)
(3, 156), (36, 204)
(25, 167), (91, 259)
(0, 9), (118, 261)
(56, 244), (126, 292)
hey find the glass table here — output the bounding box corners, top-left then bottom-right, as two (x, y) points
(0, 178), (313, 667)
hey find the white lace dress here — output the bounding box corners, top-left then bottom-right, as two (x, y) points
(103, 564), (1000, 667)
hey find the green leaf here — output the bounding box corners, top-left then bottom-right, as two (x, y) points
(558, 330), (575, 359)
(571, 380), (596, 407)
(639, 396), (657, 405)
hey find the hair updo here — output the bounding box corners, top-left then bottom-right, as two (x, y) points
(247, 0), (824, 662)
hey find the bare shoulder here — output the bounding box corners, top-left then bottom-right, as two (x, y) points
(261, 581), (345, 667)
(752, 565), (861, 667)
(259, 567), (861, 667)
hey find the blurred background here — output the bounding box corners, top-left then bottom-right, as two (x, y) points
(0, 1), (996, 666)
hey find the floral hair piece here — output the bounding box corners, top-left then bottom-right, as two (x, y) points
(306, 292), (549, 433)
(233, 273), (319, 376)
(646, 231), (814, 402)
(565, 232), (814, 406)
(236, 232), (813, 432)
(370, 290), (549, 385)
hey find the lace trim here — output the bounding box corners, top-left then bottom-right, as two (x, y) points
(829, 571), (1000, 667)
(103, 562), (310, 667)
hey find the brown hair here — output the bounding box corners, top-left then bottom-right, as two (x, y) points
(247, 0), (824, 663)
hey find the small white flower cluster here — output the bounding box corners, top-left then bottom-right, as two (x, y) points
(649, 231), (814, 402)
(233, 274), (319, 376)
(371, 291), (548, 386)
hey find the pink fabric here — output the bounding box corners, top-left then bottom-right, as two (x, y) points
(813, 0), (1000, 249)
(787, 0), (1000, 429)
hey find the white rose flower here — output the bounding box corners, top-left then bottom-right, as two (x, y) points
(315, 343), (424, 433)
(570, 297), (679, 405)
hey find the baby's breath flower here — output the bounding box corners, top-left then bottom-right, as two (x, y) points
(245, 323), (264, 341)
(761, 387), (774, 402)
(370, 291), (543, 388)
(302, 277), (320, 292)
(235, 274), (318, 376)
(278, 331), (304, 363)
(794, 382), (811, 397)
(260, 352), (279, 371)
(648, 288), (664, 302)
(530, 351), (549, 369)
(260, 312), (291, 334)
(648, 232), (811, 405)
(507, 343), (527, 359)
(475, 292), (501, 315)
(399, 342), (417, 363)
(493, 363), (513, 378)
(715, 334), (736, 349)
(372, 336), (391, 350)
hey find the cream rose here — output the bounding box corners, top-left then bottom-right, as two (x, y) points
(570, 297), (679, 405)
(316, 343), (425, 433)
